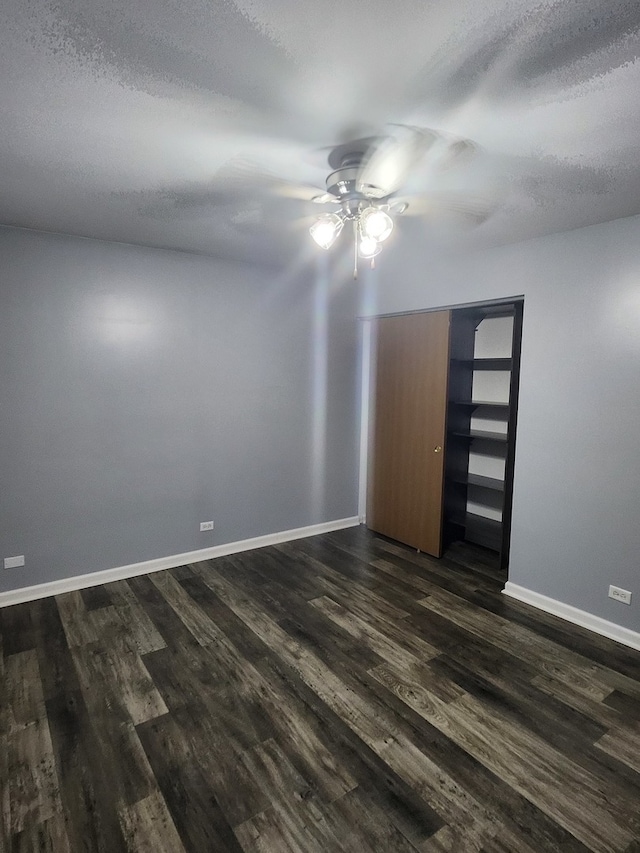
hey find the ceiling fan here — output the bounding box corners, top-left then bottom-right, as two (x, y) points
(129, 124), (494, 269)
(283, 124), (488, 275)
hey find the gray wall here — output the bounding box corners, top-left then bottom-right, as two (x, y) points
(0, 227), (360, 593)
(368, 214), (640, 632)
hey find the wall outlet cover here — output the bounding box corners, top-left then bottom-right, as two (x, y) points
(4, 555), (25, 569)
(608, 585), (632, 605)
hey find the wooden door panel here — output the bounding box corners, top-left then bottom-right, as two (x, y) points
(367, 310), (451, 556)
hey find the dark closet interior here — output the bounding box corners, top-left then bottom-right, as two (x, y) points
(443, 300), (523, 570)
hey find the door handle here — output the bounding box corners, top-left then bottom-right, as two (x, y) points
(434, 445), (442, 453)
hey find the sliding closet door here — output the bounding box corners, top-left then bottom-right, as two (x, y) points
(367, 310), (451, 556)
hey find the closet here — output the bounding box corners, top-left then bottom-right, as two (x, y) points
(367, 299), (523, 570)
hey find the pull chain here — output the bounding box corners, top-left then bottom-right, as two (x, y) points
(353, 221), (358, 280)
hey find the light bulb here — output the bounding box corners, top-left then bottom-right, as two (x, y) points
(359, 236), (382, 258)
(309, 213), (344, 249)
(360, 207), (394, 242)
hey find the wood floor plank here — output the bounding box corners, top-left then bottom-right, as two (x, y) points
(234, 807), (316, 853)
(136, 713), (246, 853)
(309, 594), (439, 668)
(252, 653), (445, 847)
(234, 546), (329, 603)
(55, 591), (100, 648)
(102, 579), (167, 655)
(193, 562), (383, 672)
(44, 690), (130, 852)
(70, 635), (168, 727)
(372, 554), (481, 602)
(313, 568), (413, 624)
(64, 636), (161, 814)
(149, 570), (227, 647)
(169, 703), (272, 828)
(370, 660), (636, 853)
(276, 541), (412, 623)
(418, 589), (637, 702)
(119, 790), (186, 853)
(1, 732), (9, 853)
(603, 690), (640, 720)
(234, 775), (398, 853)
(3, 648), (63, 838)
(178, 572), (270, 664)
(11, 812), (72, 853)
(346, 670), (594, 853)
(30, 598), (82, 703)
(531, 673), (629, 729)
(0, 630), (5, 732)
(471, 588), (640, 683)
(476, 829), (540, 853)
(429, 640), (591, 730)
(80, 584), (113, 612)
(6, 719), (61, 835)
(0, 603), (36, 656)
(420, 823), (488, 852)
(328, 785), (423, 853)
(5, 650), (46, 733)
(291, 536), (424, 612)
(237, 737), (348, 851)
(29, 596), (130, 852)
(428, 652), (640, 804)
(595, 724), (640, 773)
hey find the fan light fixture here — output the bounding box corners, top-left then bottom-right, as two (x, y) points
(359, 235), (382, 258)
(310, 204), (394, 252)
(309, 202), (395, 276)
(360, 207), (393, 241)
(308, 140), (408, 276)
(309, 213), (344, 249)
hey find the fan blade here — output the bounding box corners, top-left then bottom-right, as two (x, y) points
(311, 192), (340, 204)
(228, 202), (317, 234)
(237, 171), (338, 206)
(419, 135), (478, 175)
(267, 183), (326, 202)
(397, 192), (497, 224)
(357, 126), (437, 197)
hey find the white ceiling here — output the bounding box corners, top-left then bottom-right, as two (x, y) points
(1, 0), (639, 265)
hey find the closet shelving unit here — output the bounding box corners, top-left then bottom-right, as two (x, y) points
(443, 301), (523, 569)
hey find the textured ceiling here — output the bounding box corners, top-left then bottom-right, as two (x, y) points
(1, 0), (639, 265)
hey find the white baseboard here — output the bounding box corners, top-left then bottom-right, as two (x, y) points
(503, 582), (640, 651)
(0, 517), (360, 609)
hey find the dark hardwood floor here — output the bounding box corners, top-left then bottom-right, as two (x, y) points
(2, 526), (640, 852)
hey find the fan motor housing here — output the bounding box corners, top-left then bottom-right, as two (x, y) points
(325, 165), (360, 198)
(325, 164), (387, 207)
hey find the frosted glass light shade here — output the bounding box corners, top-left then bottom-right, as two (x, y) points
(310, 213), (344, 249)
(360, 207), (393, 241)
(359, 236), (382, 258)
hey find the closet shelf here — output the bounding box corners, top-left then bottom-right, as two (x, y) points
(450, 429), (508, 443)
(465, 513), (502, 551)
(445, 511), (502, 552)
(451, 473), (505, 492)
(451, 358), (512, 370)
(450, 400), (510, 410)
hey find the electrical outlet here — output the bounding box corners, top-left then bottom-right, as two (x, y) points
(608, 585), (632, 605)
(4, 555), (25, 569)
(200, 521), (214, 532)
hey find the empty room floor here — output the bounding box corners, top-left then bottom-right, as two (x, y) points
(1, 527), (639, 852)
